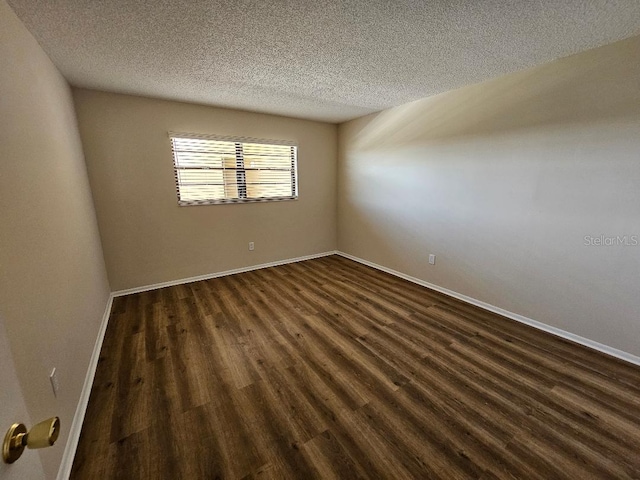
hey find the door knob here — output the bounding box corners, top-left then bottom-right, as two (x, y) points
(2, 417), (60, 464)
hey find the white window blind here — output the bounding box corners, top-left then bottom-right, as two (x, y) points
(169, 132), (298, 206)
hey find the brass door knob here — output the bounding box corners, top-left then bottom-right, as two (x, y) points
(2, 417), (60, 464)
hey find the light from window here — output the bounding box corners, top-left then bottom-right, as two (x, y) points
(169, 132), (298, 205)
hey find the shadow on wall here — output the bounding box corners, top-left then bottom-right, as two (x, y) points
(351, 35), (640, 152)
(337, 35), (640, 356)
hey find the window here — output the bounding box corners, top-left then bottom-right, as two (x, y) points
(169, 132), (298, 205)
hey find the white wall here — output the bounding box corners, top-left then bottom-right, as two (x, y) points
(338, 35), (640, 357)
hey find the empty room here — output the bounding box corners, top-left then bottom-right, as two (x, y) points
(1, 0), (640, 479)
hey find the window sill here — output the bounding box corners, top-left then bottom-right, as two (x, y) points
(177, 196), (298, 206)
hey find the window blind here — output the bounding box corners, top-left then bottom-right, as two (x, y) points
(169, 133), (298, 206)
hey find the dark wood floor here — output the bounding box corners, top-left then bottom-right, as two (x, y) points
(71, 255), (640, 479)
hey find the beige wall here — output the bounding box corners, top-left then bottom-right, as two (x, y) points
(0, 1), (111, 478)
(73, 90), (338, 291)
(0, 316), (45, 480)
(2, 0), (636, 476)
(338, 36), (640, 357)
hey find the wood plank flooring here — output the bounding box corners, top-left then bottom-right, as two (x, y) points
(70, 255), (640, 479)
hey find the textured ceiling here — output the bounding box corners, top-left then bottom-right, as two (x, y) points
(8, 0), (640, 123)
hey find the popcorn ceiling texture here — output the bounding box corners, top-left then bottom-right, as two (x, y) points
(7, 0), (640, 123)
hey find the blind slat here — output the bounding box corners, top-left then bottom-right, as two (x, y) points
(169, 131), (298, 147)
(170, 134), (298, 205)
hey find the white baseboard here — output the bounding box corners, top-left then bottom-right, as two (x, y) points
(337, 251), (640, 367)
(58, 248), (639, 478)
(112, 250), (338, 297)
(57, 293), (114, 480)
(58, 250), (337, 478)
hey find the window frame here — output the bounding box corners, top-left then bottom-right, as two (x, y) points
(169, 132), (299, 206)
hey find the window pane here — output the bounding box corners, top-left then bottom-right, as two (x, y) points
(171, 135), (297, 205)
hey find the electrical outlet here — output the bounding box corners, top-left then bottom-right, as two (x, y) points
(49, 368), (59, 397)
(429, 254), (436, 265)
(248, 242), (255, 251)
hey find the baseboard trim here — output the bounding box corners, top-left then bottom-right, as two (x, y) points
(112, 251), (339, 297)
(337, 251), (640, 367)
(58, 249), (639, 478)
(58, 250), (339, 478)
(57, 293), (114, 480)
